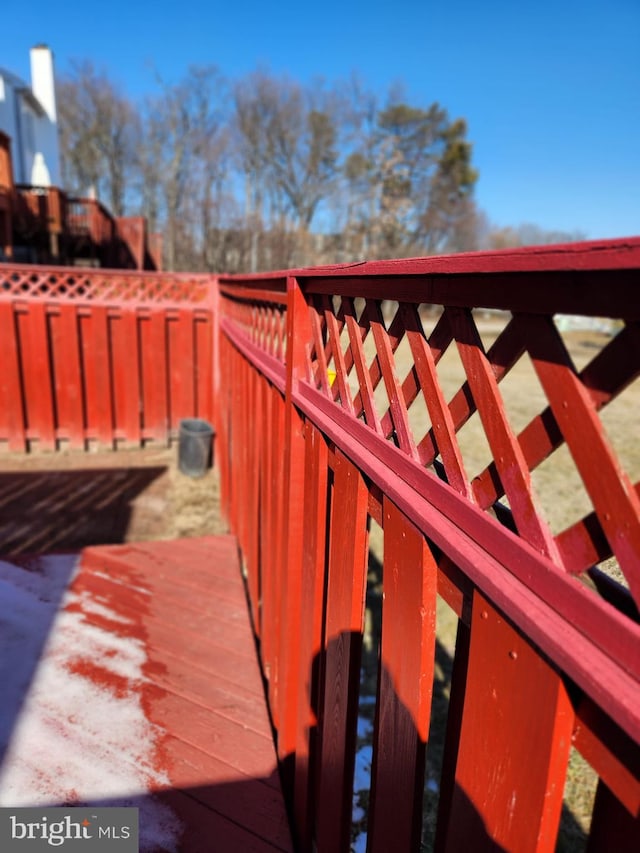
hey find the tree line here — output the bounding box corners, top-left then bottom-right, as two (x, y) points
(57, 63), (582, 272)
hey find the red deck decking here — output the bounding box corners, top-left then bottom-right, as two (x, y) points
(0, 535), (293, 852)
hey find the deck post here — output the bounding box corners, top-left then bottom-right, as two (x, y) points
(210, 274), (220, 435)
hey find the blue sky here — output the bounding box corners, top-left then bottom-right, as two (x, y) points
(4, 0), (639, 239)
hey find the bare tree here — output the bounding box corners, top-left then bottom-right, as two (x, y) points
(57, 59), (489, 271)
(233, 71), (340, 267)
(58, 61), (138, 215)
(143, 65), (230, 270)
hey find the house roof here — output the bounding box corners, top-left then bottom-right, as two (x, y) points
(0, 66), (46, 117)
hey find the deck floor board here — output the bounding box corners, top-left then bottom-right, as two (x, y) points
(0, 535), (292, 852)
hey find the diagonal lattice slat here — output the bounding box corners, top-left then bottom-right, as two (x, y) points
(418, 314), (525, 474)
(346, 300), (385, 426)
(322, 296), (355, 416)
(471, 319), (640, 514)
(308, 298), (332, 395)
(399, 303), (472, 499)
(366, 306), (416, 441)
(525, 314), (640, 604)
(446, 307), (560, 561)
(343, 298), (383, 435)
(368, 301), (417, 459)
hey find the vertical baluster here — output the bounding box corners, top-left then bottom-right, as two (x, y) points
(78, 305), (114, 448)
(279, 276), (312, 781)
(368, 498), (437, 851)
(195, 312), (213, 423)
(50, 304), (84, 449)
(293, 421), (330, 850)
(111, 309), (141, 446)
(316, 449), (369, 853)
(441, 591), (573, 852)
(148, 310), (168, 444)
(169, 309), (195, 431)
(0, 303), (27, 451)
(22, 302), (55, 450)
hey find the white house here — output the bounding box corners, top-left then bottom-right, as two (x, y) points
(0, 45), (61, 187)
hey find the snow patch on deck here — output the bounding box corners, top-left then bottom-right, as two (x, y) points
(75, 592), (135, 625)
(0, 554), (182, 850)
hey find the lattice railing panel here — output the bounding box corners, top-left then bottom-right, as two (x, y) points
(220, 292), (287, 364)
(0, 265), (212, 305)
(306, 294), (640, 606)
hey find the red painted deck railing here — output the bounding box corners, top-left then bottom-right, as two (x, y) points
(0, 264), (214, 450)
(1, 240), (639, 850)
(216, 238), (640, 852)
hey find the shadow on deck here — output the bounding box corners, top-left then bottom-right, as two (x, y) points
(0, 535), (293, 852)
(0, 466), (167, 555)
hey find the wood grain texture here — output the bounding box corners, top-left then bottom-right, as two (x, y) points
(316, 450), (369, 853)
(50, 305), (85, 448)
(279, 276), (312, 766)
(0, 302), (27, 450)
(169, 309), (195, 431)
(111, 309), (141, 444)
(443, 591), (573, 852)
(293, 421), (330, 850)
(368, 499), (437, 852)
(21, 302), (55, 449)
(0, 536), (292, 852)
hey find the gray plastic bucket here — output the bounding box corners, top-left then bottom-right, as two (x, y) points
(178, 418), (214, 478)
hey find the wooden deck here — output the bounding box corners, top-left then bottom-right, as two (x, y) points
(0, 535), (293, 852)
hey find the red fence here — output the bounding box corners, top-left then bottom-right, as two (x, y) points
(1, 242), (639, 850)
(217, 239), (640, 851)
(0, 264), (214, 451)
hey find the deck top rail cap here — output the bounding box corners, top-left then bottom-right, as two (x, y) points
(217, 236), (640, 283)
